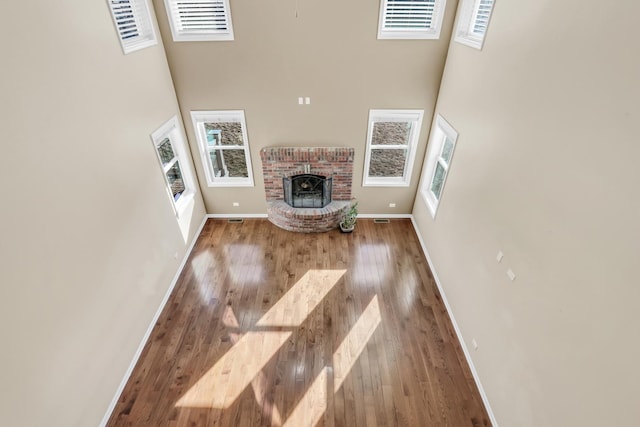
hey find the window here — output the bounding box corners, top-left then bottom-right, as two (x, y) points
(454, 0), (495, 49)
(164, 0), (234, 41)
(191, 111), (254, 187)
(420, 114), (458, 218)
(363, 110), (424, 187)
(151, 116), (196, 216)
(377, 0), (447, 39)
(108, 0), (157, 54)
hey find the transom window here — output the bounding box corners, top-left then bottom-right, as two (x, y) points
(377, 0), (447, 39)
(108, 0), (157, 54)
(164, 0), (234, 41)
(363, 110), (424, 187)
(191, 111), (254, 187)
(151, 116), (196, 216)
(420, 114), (458, 218)
(454, 0), (495, 49)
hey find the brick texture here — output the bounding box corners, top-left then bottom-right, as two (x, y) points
(259, 147), (355, 232)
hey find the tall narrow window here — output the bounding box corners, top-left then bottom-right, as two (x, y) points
(108, 0), (157, 54)
(377, 0), (447, 39)
(420, 114), (458, 218)
(151, 116), (196, 216)
(191, 111), (254, 187)
(454, 0), (495, 49)
(164, 0), (234, 41)
(363, 110), (424, 187)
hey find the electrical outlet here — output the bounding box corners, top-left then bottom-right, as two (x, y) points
(298, 97), (303, 105)
(233, 202), (240, 207)
(305, 97), (311, 104)
(389, 203), (396, 208)
(496, 251), (504, 262)
(507, 269), (516, 281)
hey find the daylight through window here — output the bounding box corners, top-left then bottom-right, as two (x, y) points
(151, 116), (196, 216)
(363, 110), (424, 187)
(420, 114), (458, 217)
(378, 0), (447, 39)
(454, 0), (495, 49)
(164, 0), (234, 41)
(191, 111), (254, 187)
(108, 0), (157, 53)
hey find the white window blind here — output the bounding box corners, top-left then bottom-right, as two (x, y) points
(454, 0), (495, 50)
(471, 0), (493, 36)
(165, 0), (234, 41)
(108, 0), (157, 54)
(378, 0), (446, 39)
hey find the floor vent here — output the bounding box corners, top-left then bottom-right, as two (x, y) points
(373, 218), (390, 224)
(228, 218), (244, 224)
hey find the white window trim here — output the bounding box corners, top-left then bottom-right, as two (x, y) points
(107, 0), (158, 54)
(454, 0), (495, 50)
(377, 0), (447, 40)
(363, 109), (424, 187)
(191, 110), (254, 187)
(420, 114), (458, 218)
(164, 0), (234, 42)
(151, 116), (196, 217)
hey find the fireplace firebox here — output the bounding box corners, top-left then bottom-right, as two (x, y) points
(283, 174), (332, 208)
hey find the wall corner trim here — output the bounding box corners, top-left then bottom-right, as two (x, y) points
(409, 216), (499, 427)
(99, 214), (209, 427)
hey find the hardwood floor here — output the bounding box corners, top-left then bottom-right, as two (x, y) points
(107, 219), (490, 426)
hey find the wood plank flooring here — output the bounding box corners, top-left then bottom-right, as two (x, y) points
(107, 219), (490, 426)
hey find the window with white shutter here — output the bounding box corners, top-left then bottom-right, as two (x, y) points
(164, 0), (234, 41)
(377, 0), (447, 40)
(420, 114), (458, 218)
(108, 0), (157, 54)
(363, 110), (424, 187)
(454, 0), (495, 50)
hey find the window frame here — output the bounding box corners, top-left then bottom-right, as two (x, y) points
(362, 109), (424, 187)
(151, 116), (196, 217)
(190, 110), (255, 187)
(454, 0), (495, 50)
(107, 0), (158, 54)
(164, 0), (234, 42)
(377, 0), (447, 40)
(420, 114), (458, 218)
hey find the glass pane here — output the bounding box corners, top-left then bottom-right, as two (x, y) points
(369, 149), (406, 177)
(157, 138), (175, 165)
(206, 129), (221, 147)
(430, 162), (446, 200)
(441, 137), (454, 164)
(166, 161), (185, 201)
(204, 122), (244, 146)
(372, 121), (411, 146)
(209, 149), (249, 178)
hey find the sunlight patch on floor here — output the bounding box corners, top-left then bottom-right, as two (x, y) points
(332, 295), (381, 391)
(175, 269), (346, 409)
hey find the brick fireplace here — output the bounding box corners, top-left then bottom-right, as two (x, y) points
(259, 147), (354, 232)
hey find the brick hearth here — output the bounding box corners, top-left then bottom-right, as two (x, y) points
(260, 147), (355, 233)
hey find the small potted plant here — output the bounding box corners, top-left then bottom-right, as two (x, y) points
(339, 201), (358, 233)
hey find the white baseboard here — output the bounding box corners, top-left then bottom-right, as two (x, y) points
(409, 216), (499, 427)
(207, 213), (269, 218)
(99, 215), (209, 427)
(358, 213), (412, 219)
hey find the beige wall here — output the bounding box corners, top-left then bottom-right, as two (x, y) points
(153, 0), (458, 215)
(412, 0), (640, 425)
(0, 1), (205, 426)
